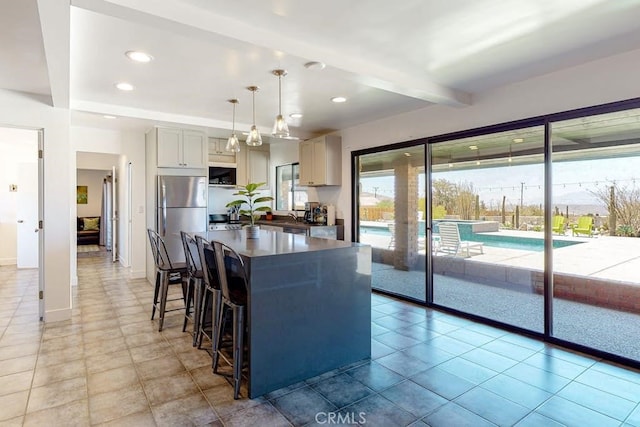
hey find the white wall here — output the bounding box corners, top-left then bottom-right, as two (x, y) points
(337, 47), (640, 241)
(0, 89), (72, 322)
(76, 169), (109, 218)
(0, 128), (38, 265)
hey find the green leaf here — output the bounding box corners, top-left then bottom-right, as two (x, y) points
(254, 196), (274, 203)
(245, 183), (259, 192)
(254, 206), (271, 212)
(225, 200), (244, 207)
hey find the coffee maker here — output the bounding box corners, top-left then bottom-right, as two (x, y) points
(304, 202), (320, 224)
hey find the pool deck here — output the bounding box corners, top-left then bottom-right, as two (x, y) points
(360, 223), (640, 285)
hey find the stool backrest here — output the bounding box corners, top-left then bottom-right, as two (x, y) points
(210, 239), (248, 305)
(195, 235), (219, 291)
(147, 228), (175, 269)
(180, 231), (201, 276)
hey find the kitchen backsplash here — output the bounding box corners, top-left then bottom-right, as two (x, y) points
(208, 186), (272, 214)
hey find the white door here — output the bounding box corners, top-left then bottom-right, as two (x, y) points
(111, 167), (117, 263)
(17, 162), (39, 268)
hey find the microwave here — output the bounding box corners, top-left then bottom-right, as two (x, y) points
(208, 166), (236, 185)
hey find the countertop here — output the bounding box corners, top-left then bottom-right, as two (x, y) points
(205, 229), (361, 258)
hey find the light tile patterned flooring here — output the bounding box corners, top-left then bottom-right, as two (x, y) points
(2, 252), (640, 426)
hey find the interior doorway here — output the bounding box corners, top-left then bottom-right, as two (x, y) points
(75, 152), (120, 264)
(0, 126), (43, 319)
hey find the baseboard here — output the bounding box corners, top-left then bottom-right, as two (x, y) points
(0, 258), (17, 266)
(129, 269), (146, 280)
(45, 307), (72, 323)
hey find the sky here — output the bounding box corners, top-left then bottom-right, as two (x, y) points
(361, 156), (640, 212)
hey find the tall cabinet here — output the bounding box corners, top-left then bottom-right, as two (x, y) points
(237, 145), (270, 186)
(299, 135), (341, 186)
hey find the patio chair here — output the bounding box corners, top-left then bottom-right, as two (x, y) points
(436, 222), (484, 257)
(552, 215), (565, 235)
(572, 216), (594, 237)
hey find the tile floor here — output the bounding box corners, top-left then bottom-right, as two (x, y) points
(2, 252), (640, 426)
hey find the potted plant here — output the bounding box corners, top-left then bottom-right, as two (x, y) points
(226, 182), (273, 238)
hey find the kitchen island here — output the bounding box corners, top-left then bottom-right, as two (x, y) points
(206, 229), (371, 398)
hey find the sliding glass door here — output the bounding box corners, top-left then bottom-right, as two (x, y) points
(551, 108), (640, 360)
(355, 145), (426, 302)
(430, 126), (545, 332)
(353, 99), (640, 364)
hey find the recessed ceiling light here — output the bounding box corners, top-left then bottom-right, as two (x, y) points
(404, 152), (411, 157)
(469, 145), (478, 150)
(125, 50), (153, 63)
(331, 96), (347, 103)
(115, 82), (134, 91)
(289, 113), (303, 119)
(304, 61), (326, 70)
(103, 115), (117, 119)
(513, 138), (524, 143)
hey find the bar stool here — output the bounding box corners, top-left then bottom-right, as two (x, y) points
(210, 239), (248, 399)
(194, 235), (222, 351)
(180, 232), (205, 345)
(147, 229), (189, 332)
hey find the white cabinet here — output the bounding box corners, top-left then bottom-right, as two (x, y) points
(156, 128), (206, 168)
(208, 137), (236, 164)
(298, 135), (341, 186)
(237, 145), (270, 186)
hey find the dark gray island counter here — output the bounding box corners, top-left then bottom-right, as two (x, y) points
(206, 229), (372, 398)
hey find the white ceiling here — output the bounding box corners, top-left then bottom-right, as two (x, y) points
(3, 0), (640, 140)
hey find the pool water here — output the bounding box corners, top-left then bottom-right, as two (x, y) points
(471, 234), (581, 252)
(360, 225), (582, 252)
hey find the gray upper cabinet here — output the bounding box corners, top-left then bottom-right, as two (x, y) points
(156, 128), (206, 168)
(299, 135), (341, 186)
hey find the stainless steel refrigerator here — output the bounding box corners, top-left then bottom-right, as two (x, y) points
(156, 175), (207, 262)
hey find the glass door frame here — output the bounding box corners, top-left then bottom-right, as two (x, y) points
(352, 96), (640, 370)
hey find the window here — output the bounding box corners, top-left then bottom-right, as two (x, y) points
(276, 163), (307, 211)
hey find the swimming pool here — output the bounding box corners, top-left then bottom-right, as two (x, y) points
(359, 224), (582, 252)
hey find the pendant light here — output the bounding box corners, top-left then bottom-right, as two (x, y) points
(246, 86), (262, 146)
(271, 69), (289, 138)
(225, 99), (240, 152)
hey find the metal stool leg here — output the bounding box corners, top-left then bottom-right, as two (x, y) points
(190, 278), (202, 345)
(151, 270), (161, 320)
(182, 277), (198, 332)
(158, 271), (170, 332)
(233, 305), (245, 400)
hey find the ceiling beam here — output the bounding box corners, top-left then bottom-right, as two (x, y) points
(72, 0), (472, 107)
(37, 0), (70, 108)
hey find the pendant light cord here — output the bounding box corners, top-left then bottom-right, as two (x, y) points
(252, 90), (256, 125)
(278, 74), (282, 115)
(232, 102), (236, 133)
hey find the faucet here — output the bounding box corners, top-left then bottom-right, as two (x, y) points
(288, 212), (298, 222)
